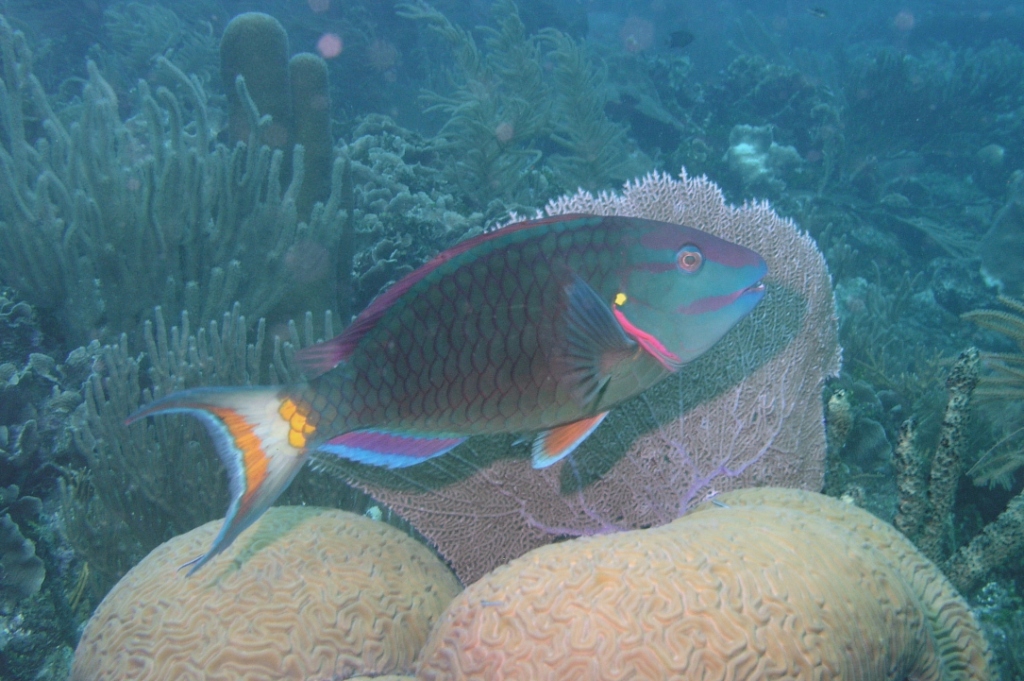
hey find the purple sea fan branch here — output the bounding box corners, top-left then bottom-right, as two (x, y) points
(328, 169), (840, 585)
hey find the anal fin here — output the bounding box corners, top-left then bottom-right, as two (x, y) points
(319, 429), (467, 468)
(532, 412), (609, 468)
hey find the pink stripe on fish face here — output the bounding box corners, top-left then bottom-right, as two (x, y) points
(613, 308), (681, 371)
(677, 282), (766, 315)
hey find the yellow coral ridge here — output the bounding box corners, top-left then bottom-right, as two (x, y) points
(278, 398), (315, 448)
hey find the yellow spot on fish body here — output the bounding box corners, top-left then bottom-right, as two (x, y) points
(278, 399), (297, 420)
(614, 292), (627, 306)
(279, 398), (316, 449)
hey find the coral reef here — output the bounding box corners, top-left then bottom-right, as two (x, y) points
(0, 289), (86, 681)
(881, 341), (1024, 594)
(962, 295), (1024, 487)
(1, 1), (1022, 676)
(62, 307), (255, 589)
(319, 168), (839, 584)
(842, 41), (1024, 160)
(974, 582), (1024, 680)
(102, 2), (184, 76)
(542, 30), (639, 192)
(0, 291), (81, 485)
(0, 488), (43, 603)
(417, 488), (991, 680)
(890, 350), (978, 560)
(92, 2), (219, 100)
(725, 123), (804, 193)
(63, 306), (346, 591)
(946, 488), (1024, 595)
(399, 0), (642, 211)
(342, 115), (485, 316)
(399, 0), (553, 210)
(979, 172), (1024, 296)
(0, 17), (346, 346)
(61, 303), (425, 595)
(70, 507), (461, 681)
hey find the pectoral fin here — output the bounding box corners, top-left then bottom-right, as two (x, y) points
(532, 412), (609, 468)
(558, 273), (636, 409)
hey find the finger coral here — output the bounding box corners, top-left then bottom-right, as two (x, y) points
(416, 488), (992, 681)
(70, 507), (461, 681)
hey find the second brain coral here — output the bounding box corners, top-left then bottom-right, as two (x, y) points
(416, 488), (992, 681)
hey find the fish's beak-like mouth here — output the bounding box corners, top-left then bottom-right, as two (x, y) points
(743, 280), (767, 296)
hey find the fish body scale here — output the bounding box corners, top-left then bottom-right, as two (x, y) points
(298, 220), (628, 436)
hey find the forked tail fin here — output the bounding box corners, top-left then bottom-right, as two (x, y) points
(126, 387), (309, 574)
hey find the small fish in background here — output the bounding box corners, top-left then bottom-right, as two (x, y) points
(128, 214), (767, 573)
(668, 28), (695, 49)
(807, 7), (829, 19)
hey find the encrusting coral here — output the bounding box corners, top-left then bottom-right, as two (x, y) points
(416, 488), (992, 681)
(325, 168), (839, 585)
(70, 507), (461, 681)
(0, 487), (44, 603)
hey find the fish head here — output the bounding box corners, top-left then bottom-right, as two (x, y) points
(614, 219), (767, 369)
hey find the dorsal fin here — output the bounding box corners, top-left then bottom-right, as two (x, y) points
(294, 213), (591, 378)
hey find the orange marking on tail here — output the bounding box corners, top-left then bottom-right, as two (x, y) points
(209, 407), (269, 505)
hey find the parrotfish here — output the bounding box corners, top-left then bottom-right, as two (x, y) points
(128, 214), (767, 572)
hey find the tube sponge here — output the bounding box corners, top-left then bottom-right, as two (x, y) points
(290, 52), (334, 218)
(220, 12), (292, 148)
(70, 507), (461, 680)
(416, 488), (992, 680)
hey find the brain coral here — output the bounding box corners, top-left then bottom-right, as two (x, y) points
(70, 507), (461, 680)
(416, 488), (992, 681)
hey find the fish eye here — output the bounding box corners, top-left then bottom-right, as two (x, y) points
(676, 245), (703, 273)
